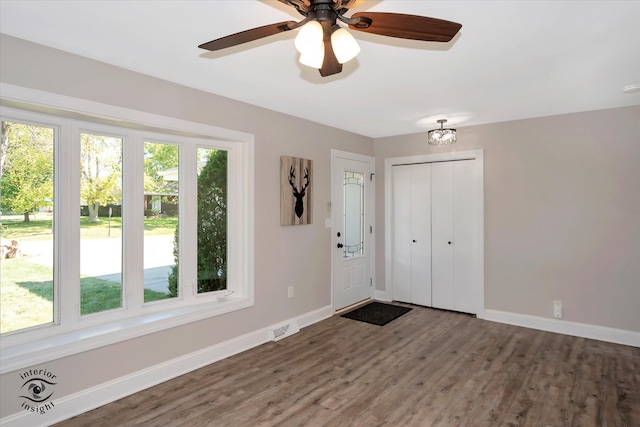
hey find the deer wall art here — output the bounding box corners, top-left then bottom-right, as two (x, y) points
(280, 156), (313, 225)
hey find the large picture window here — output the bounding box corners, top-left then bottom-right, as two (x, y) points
(197, 148), (227, 294)
(0, 94), (253, 373)
(80, 132), (124, 315)
(144, 141), (179, 303)
(0, 121), (55, 333)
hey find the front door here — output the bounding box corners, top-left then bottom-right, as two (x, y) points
(332, 152), (373, 311)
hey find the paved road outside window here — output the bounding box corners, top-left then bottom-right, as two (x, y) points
(17, 235), (174, 294)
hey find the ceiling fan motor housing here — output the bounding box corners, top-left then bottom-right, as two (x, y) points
(307, 1), (338, 25)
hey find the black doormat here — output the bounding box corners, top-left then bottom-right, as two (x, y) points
(341, 302), (412, 326)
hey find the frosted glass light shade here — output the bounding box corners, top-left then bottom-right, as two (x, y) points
(299, 42), (325, 69)
(331, 27), (360, 64)
(295, 21), (323, 53)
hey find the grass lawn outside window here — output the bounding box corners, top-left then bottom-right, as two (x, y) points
(0, 216), (176, 333)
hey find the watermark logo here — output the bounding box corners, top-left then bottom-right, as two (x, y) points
(19, 368), (57, 415)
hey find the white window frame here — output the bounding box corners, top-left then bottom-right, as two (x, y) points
(0, 83), (255, 374)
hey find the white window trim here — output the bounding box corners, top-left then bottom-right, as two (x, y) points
(0, 83), (255, 374)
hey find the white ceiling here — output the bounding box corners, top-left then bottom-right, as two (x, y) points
(1, 1), (639, 138)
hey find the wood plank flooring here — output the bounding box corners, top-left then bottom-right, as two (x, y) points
(56, 304), (640, 426)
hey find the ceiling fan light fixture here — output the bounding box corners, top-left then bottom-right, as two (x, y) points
(331, 27), (360, 64)
(295, 20), (324, 53)
(428, 119), (457, 145)
(299, 41), (325, 69)
(198, 2), (463, 78)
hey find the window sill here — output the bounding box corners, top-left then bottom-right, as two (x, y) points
(0, 295), (253, 374)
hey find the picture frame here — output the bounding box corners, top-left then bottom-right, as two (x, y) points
(280, 156), (313, 225)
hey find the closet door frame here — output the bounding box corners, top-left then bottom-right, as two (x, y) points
(384, 150), (485, 318)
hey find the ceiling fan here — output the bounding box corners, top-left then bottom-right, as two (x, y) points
(198, 0), (462, 77)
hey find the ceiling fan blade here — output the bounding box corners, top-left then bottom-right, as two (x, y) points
(198, 21), (297, 51)
(336, 0), (365, 9)
(277, 0), (310, 14)
(277, 0), (309, 5)
(348, 12), (461, 42)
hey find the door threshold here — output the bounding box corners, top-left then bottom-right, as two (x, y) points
(335, 298), (372, 315)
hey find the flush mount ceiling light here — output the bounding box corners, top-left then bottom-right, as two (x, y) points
(198, 0), (462, 78)
(428, 119), (457, 145)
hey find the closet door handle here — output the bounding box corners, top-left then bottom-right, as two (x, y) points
(412, 240), (416, 243)
(448, 241), (452, 245)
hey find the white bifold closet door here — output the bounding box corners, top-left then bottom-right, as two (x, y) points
(392, 163), (432, 306)
(392, 159), (478, 314)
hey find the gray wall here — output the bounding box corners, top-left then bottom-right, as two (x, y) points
(374, 106), (640, 332)
(0, 34), (372, 418)
(1, 33), (639, 420)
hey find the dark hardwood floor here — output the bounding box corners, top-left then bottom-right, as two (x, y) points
(57, 304), (639, 426)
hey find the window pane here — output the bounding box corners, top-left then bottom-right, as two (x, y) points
(343, 171), (364, 258)
(80, 133), (122, 315)
(143, 141), (178, 303)
(197, 148), (227, 294)
(0, 121), (55, 333)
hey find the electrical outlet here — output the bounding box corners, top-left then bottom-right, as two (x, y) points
(288, 286), (294, 298)
(553, 300), (562, 319)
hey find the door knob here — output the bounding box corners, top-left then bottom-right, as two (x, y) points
(412, 240), (416, 243)
(337, 243), (344, 248)
(448, 241), (452, 245)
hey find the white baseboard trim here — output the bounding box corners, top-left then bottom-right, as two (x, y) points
(0, 305), (333, 427)
(296, 305), (334, 328)
(484, 309), (640, 348)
